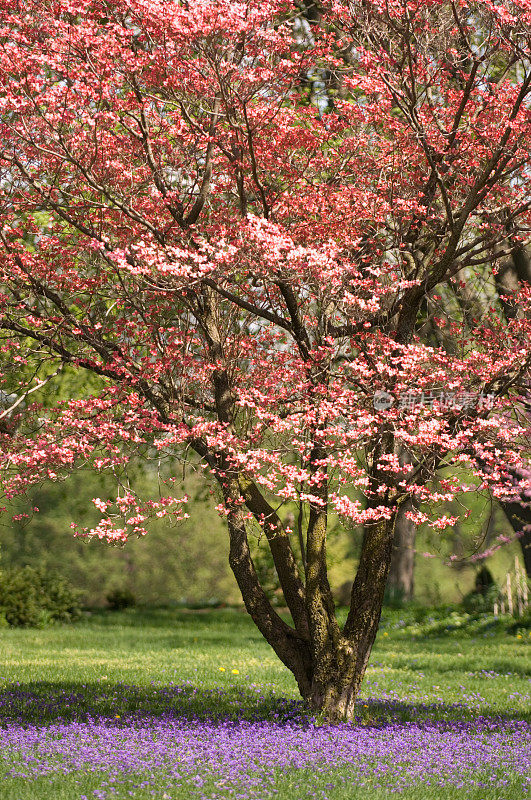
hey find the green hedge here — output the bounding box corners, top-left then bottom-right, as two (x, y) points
(0, 566), (82, 627)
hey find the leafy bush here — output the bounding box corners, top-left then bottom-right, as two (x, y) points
(383, 585), (407, 608)
(508, 607), (531, 634)
(0, 566), (82, 627)
(462, 583), (501, 614)
(106, 587), (136, 611)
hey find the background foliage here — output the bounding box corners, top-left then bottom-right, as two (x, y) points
(0, 467), (521, 608)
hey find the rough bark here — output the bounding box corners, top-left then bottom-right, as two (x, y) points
(494, 243), (531, 322)
(304, 440), (346, 717)
(305, 499), (345, 716)
(201, 268), (411, 719)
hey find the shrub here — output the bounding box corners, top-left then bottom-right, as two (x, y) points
(508, 607), (531, 634)
(462, 583), (501, 614)
(383, 585), (407, 608)
(106, 587), (136, 611)
(0, 566), (82, 627)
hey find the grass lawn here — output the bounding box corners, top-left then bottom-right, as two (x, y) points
(0, 607), (529, 799)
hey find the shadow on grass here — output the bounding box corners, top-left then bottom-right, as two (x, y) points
(0, 681), (529, 727)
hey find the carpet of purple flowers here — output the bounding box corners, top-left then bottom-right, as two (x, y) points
(0, 681), (530, 799)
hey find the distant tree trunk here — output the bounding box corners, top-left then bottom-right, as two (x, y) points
(501, 501), (531, 578)
(491, 245), (531, 577)
(493, 243), (531, 322)
(387, 497), (417, 602)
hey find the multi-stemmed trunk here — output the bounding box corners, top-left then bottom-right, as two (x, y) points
(224, 483), (398, 720)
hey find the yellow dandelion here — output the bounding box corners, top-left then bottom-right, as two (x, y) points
(232, 669), (239, 675)
(219, 667), (225, 672)
(115, 715), (121, 719)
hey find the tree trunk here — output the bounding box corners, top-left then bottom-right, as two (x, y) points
(387, 497), (417, 602)
(224, 489), (399, 720)
(307, 514), (397, 720)
(491, 244), (531, 577)
(501, 501), (531, 578)
(308, 640), (360, 720)
(216, 436), (401, 720)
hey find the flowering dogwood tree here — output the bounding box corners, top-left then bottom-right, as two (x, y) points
(1, 0), (531, 718)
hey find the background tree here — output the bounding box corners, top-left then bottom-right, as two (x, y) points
(0, 0), (530, 719)
(492, 241), (531, 575)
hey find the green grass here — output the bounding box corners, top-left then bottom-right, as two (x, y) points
(0, 607), (529, 799)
